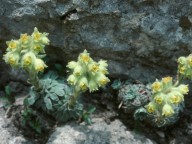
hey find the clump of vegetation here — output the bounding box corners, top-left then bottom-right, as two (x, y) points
(4, 27), (49, 90)
(67, 50), (110, 106)
(116, 82), (151, 113)
(145, 76), (188, 126)
(0, 85), (14, 109)
(113, 54), (191, 127)
(3, 28), (110, 126)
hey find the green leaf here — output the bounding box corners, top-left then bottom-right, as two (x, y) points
(44, 97), (52, 110)
(27, 96), (36, 105)
(5, 85), (11, 96)
(88, 107), (96, 114)
(55, 89), (65, 96)
(49, 93), (59, 101)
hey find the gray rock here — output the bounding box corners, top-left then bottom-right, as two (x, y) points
(0, 109), (33, 144)
(1, 0), (192, 83)
(47, 118), (156, 144)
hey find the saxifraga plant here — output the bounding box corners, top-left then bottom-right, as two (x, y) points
(144, 76), (188, 127)
(66, 50), (110, 123)
(4, 27), (49, 90)
(113, 56), (190, 127)
(3, 29), (110, 124)
(141, 54), (192, 127)
(67, 50), (110, 104)
(111, 80), (151, 121)
(117, 82), (152, 113)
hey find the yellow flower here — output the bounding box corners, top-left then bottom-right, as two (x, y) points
(170, 95), (181, 104)
(162, 76), (172, 84)
(162, 104), (174, 117)
(4, 52), (20, 66)
(33, 32), (41, 41)
(33, 45), (42, 52)
(79, 50), (91, 63)
(7, 40), (18, 50)
(89, 63), (99, 73)
(96, 73), (110, 86)
(23, 56), (32, 66)
(178, 84), (189, 95)
(78, 77), (88, 91)
(20, 33), (29, 43)
(79, 82), (87, 91)
(146, 102), (155, 113)
(34, 58), (47, 72)
(152, 81), (162, 93)
(179, 66), (186, 74)
(32, 27), (42, 41)
(154, 94), (164, 104)
(22, 52), (35, 67)
(99, 78), (109, 86)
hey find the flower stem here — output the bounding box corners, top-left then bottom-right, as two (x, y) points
(69, 88), (80, 108)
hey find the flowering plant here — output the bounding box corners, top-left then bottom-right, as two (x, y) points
(4, 27), (49, 90)
(67, 50), (110, 107)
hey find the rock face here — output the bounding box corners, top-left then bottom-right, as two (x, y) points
(47, 118), (156, 144)
(0, 0), (192, 82)
(0, 109), (32, 144)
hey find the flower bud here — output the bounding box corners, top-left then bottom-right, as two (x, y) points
(20, 33), (29, 44)
(32, 27), (42, 41)
(34, 58), (47, 72)
(6, 40), (19, 51)
(162, 104), (174, 117)
(78, 76), (88, 91)
(146, 102), (155, 113)
(162, 76), (172, 85)
(41, 37), (50, 45)
(169, 94), (182, 104)
(98, 60), (108, 67)
(154, 94), (164, 104)
(88, 62), (99, 74)
(88, 79), (98, 92)
(67, 61), (78, 69)
(67, 74), (77, 85)
(95, 73), (110, 86)
(78, 50), (91, 63)
(73, 65), (82, 76)
(151, 81), (162, 93)
(178, 57), (186, 65)
(99, 65), (108, 74)
(178, 84), (189, 95)
(33, 45), (44, 53)
(4, 52), (20, 67)
(179, 66), (186, 74)
(22, 52), (35, 67)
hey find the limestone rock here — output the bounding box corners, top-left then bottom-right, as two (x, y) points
(1, 0), (192, 83)
(47, 118), (156, 144)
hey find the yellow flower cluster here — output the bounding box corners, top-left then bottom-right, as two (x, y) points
(146, 76), (188, 117)
(67, 50), (110, 92)
(3, 27), (49, 73)
(178, 55), (192, 79)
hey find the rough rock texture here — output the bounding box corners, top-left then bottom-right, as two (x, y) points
(0, 0), (192, 82)
(47, 118), (156, 144)
(0, 109), (33, 144)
